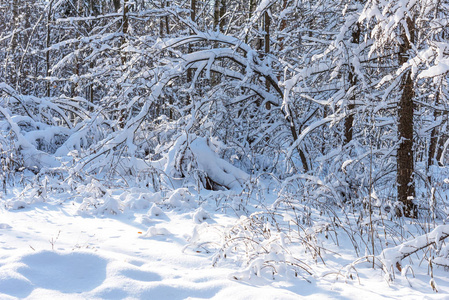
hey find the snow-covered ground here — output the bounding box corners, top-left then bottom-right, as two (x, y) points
(1, 187), (448, 299)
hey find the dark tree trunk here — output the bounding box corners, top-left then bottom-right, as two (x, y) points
(397, 17), (417, 218)
(121, 0), (129, 64)
(5, 0), (19, 88)
(213, 0), (226, 31)
(264, 11), (270, 55)
(278, 0), (287, 51)
(160, 1), (164, 37)
(87, 0), (99, 106)
(343, 22), (361, 146)
(263, 10), (270, 98)
(427, 88), (442, 183)
(190, 0), (196, 24)
(159, 1), (170, 37)
(214, 0), (220, 31)
(165, 4), (170, 35)
(212, 0), (225, 85)
(186, 0), (196, 105)
(113, 0), (121, 11)
(46, 1), (53, 97)
(427, 85), (448, 178)
(71, 0), (82, 99)
(187, 0), (196, 83)
(11, 0), (18, 52)
(246, 0), (256, 44)
(436, 127), (448, 165)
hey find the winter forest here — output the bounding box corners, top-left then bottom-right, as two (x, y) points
(1, 0), (449, 298)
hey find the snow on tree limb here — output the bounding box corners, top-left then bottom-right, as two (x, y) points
(188, 137), (249, 190)
(379, 225), (449, 271)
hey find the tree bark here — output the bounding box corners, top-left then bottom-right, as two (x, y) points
(71, 0), (82, 100)
(159, 1), (170, 37)
(343, 22), (361, 146)
(436, 124), (448, 165)
(214, 0), (220, 31)
(278, 0), (287, 51)
(246, 0), (256, 44)
(427, 88), (442, 182)
(121, 0), (129, 65)
(397, 16), (417, 218)
(46, 1), (53, 97)
(213, 0), (226, 32)
(219, 0), (226, 32)
(186, 0), (196, 106)
(263, 10), (271, 105)
(113, 0), (121, 11)
(4, 0), (19, 87)
(212, 0), (225, 85)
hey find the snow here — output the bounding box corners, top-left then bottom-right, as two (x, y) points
(1, 187), (449, 300)
(0, 106), (60, 169)
(2, 0), (449, 298)
(188, 137), (250, 190)
(419, 58), (449, 79)
(379, 224), (449, 271)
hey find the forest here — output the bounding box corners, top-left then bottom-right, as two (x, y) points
(1, 0), (449, 298)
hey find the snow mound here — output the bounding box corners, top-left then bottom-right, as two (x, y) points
(148, 203), (166, 217)
(123, 191), (159, 210)
(0, 250), (107, 298)
(5, 199), (28, 210)
(0, 223), (12, 229)
(141, 226), (171, 238)
(166, 188), (196, 209)
(193, 207), (211, 224)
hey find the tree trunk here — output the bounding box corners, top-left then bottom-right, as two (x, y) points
(46, 1), (53, 97)
(10, 0), (18, 53)
(187, 0), (196, 82)
(246, 0), (256, 44)
(343, 21), (361, 146)
(220, 0), (226, 32)
(165, 1), (170, 35)
(71, 0), (82, 100)
(427, 83), (448, 179)
(397, 16), (417, 218)
(159, 1), (170, 37)
(436, 124), (448, 165)
(212, 0), (225, 85)
(4, 0), (19, 87)
(263, 11), (270, 55)
(263, 10), (271, 105)
(213, 0), (226, 32)
(190, 0), (196, 24)
(121, 0), (129, 64)
(214, 0), (220, 31)
(186, 0), (196, 106)
(113, 0), (121, 11)
(427, 88), (442, 183)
